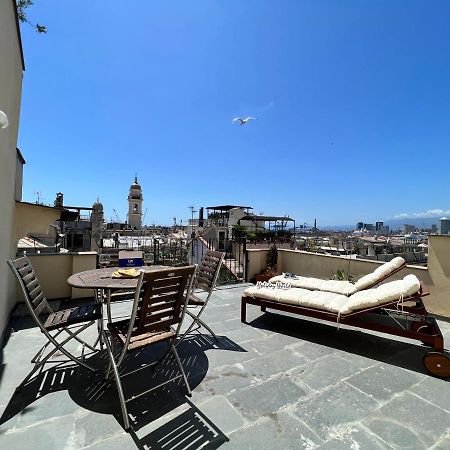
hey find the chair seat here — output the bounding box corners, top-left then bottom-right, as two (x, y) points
(108, 319), (176, 351)
(44, 304), (102, 331)
(188, 292), (206, 306)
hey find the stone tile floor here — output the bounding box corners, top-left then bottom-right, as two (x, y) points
(1, 283), (450, 449)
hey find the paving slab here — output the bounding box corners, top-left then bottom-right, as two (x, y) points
(409, 376), (450, 413)
(291, 354), (363, 390)
(363, 391), (450, 449)
(227, 376), (310, 420)
(196, 395), (245, 434)
(317, 424), (392, 449)
(294, 382), (379, 440)
(346, 363), (422, 402)
(224, 411), (323, 449)
(239, 348), (307, 380)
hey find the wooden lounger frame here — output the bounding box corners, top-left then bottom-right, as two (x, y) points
(241, 282), (450, 377)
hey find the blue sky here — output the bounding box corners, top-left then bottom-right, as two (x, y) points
(18, 0), (450, 226)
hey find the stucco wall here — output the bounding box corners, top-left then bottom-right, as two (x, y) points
(17, 253), (97, 301)
(0, 0), (24, 338)
(14, 201), (61, 247)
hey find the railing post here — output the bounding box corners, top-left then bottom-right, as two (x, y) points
(242, 237), (247, 282)
(153, 238), (158, 265)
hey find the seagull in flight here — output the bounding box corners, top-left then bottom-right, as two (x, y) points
(232, 116), (257, 125)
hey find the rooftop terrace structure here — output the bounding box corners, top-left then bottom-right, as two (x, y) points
(2, 284), (450, 448)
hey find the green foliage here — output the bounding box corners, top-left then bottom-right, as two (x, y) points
(232, 224), (247, 240)
(333, 268), (354, 281)
(266, 244), (278, 270)
(16, 0), (47, 33)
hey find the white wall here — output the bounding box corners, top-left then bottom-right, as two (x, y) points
(0, 0), (24, 339)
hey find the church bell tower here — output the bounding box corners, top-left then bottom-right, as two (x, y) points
(128, 176), (143, 229)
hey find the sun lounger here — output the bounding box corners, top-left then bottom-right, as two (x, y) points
(268, 256), (406, 296)
(242, 274), (450, 378)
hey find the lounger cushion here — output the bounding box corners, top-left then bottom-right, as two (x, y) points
(340, 274), (420, 315)
(353, 257), (405, 292)
(269, 275), (357, 296)
(243, 285), (348, 313)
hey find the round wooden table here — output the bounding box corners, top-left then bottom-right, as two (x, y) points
(67, 265), (169, 324)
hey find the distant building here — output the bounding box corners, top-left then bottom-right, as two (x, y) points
(356, 222), (364, 230)
(438, 217), (450, 236)
(403, 224), (416, 234)
(364, 223), (374, 232)
(431, 224), (438, 233)
(375, 221), (384, 231)
(128, 177), (143, 229)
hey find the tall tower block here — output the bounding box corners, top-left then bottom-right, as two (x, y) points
(128, 176), (143, 229)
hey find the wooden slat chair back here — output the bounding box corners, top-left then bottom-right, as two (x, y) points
(194, 250), (224, 294)
(7, 256), (101, 391)
(132, 267), (195, 338)
(7, 256), (53, 322)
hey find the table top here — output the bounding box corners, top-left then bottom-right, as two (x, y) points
(67, 265), (169, 290)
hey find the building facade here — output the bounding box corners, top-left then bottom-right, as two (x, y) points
(438, 217), (450, 236)
(0, 0), (24, 338)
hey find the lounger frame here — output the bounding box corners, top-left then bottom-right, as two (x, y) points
(241, 282), (445, 354)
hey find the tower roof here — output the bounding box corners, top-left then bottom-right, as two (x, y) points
(131, 176), (141, 189)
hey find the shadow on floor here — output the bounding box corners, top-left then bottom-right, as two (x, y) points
(0, 334), (245, 448)
(249, 310), (450, 378)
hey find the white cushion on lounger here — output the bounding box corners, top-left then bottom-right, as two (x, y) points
(269, 275), (357, 296)
(243, 286), (348, 313)
(353, 257), (405, 292)
(340, 274), (420, 315)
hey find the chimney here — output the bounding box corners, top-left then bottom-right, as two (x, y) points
(199, 207), (204, 227)
(54, 192), (64, 208)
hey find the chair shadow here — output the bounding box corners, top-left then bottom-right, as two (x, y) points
(0, 333), (246, 448)
(248, 310), (450, 379)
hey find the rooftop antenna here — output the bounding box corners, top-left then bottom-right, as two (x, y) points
(34, 190), (43, 204)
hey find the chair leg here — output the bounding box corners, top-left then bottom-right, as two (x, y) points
(170, 344), (191, 396)
(194, 316), (218, 342)
(103, 331), (130, 430)
(16, 344), (61, 391)
(176, 313), (199, 347)
(44, 323), (97, 372)
(62, 327), (98, 352)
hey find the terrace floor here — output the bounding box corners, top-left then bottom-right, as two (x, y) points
(1, 284), (450, 449)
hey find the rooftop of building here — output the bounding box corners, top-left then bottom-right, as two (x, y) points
(2, 284), (450, 448)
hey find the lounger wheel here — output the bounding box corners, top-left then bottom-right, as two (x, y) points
(423, 352), (450, 378)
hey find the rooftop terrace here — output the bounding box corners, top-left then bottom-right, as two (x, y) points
(1, 284), (450, 449)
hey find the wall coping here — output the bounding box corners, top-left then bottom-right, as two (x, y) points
(248, 247), (428, 271)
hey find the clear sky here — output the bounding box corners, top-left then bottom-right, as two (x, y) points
(17, 0), (450, 226)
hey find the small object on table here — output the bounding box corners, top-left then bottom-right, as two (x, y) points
(112, 268), (141, 279)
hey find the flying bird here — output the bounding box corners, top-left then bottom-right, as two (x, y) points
(232, 117), (257, 125)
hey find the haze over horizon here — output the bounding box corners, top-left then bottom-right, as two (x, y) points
(17, 1), (450, 226)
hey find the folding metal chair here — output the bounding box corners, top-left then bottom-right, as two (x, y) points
(7, 257), (102, 391)
(102, 265), (196, 430)
(177, 250), (224, 346)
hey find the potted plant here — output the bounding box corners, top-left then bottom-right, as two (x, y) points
(255, 244), (278, 282)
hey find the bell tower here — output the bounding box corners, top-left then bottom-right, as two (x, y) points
(128, 176), (143, 229)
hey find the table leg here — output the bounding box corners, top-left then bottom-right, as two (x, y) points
(106, 289), (112, 324)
